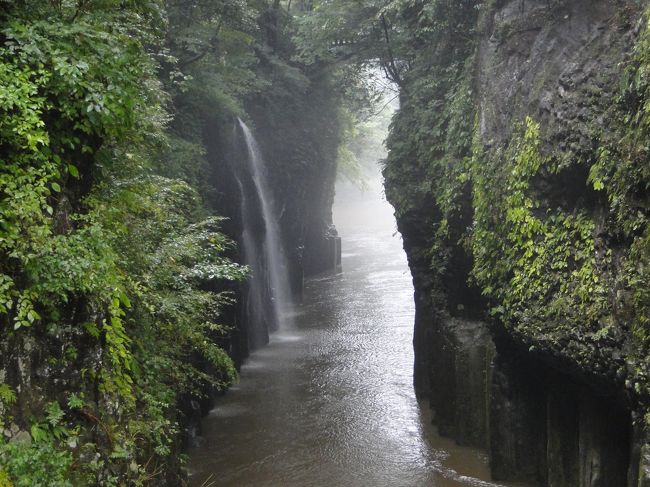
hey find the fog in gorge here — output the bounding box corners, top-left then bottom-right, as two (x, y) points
(3, 3), (647, 485)
(187, 93), (521, 487)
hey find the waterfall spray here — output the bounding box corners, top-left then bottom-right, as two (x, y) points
(237, 118), (293, 332)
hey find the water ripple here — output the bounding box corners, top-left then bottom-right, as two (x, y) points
(188, 180), (523, 487)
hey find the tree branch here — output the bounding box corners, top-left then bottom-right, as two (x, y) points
(177, 20), (222, 69)
(178, 49), (210, 69)
(379, 13), (407, 94)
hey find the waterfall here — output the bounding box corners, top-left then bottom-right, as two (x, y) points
(232, 172), (268, 346)
(236, 118), (293, 334)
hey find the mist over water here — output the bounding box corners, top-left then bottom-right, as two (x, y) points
(187, 154), (520, 485)
(238, 119), (294, 331)
(232, 143), (267, 343)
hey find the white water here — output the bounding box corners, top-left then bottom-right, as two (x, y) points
(232, 170), (267, 339)
(238, 119), (293, 331)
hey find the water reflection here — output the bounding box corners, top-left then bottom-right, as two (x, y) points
(187, 177), (512, 486)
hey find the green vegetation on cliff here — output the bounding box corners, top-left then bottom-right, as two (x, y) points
(471, 9), (650, 418)
(3, 0), (650, 484)
(0, 0), (352, 484)
(379, 0), (650, 442)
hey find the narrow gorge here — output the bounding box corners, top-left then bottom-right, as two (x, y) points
(0, 1), (649, 486)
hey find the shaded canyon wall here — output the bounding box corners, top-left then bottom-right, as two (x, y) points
(384, 1), (650, 485)
(172, 71), (342, 400)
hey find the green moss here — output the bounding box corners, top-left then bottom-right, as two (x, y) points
(385, 0), (650, 421)
(470, 5), (650, 413)
(472, 117), (610, 338)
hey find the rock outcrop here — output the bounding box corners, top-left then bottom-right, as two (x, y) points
(202, 74), (342, 362)
(384, 1), (650, 485)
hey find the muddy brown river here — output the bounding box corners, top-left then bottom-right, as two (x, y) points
(187, 177), (518, 487)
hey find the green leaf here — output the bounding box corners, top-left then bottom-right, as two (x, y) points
(30, 424), (48, 443)
(0, 384), (16, 405)
(67, 164), (79, 178)
(46, 401), (64, 426)
(66, 393), (84, 410)
(82, 322), (100, 338)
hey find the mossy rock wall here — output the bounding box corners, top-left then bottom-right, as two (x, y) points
(384, 0), (650, 484)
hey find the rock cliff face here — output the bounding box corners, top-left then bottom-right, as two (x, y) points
(384, 1), (650, 485)
(198, 72), (341, 363)
(246, 73), (342, 284)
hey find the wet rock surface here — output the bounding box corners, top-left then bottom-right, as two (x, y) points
(385, 0), (649, 485)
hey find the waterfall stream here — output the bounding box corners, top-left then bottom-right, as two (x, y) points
(237, 119), (293, 335)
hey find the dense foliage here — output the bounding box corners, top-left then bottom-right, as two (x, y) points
(0, 0), (278, 484)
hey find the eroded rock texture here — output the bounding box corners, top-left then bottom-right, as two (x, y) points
(385, 1), (650, 485)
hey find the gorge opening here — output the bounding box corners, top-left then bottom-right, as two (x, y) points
(188, 99), (506, 486)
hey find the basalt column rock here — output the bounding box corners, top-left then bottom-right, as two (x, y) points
(577, 395), (630, 487)
(546, 385), (579, 487)
(489, 351), (547, 484)
(429, 317), (493, 448)
(386, 0), (649, 484)
(387, 190), (438, 399)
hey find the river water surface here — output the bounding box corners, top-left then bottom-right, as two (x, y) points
(188, 176), (510, 487)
